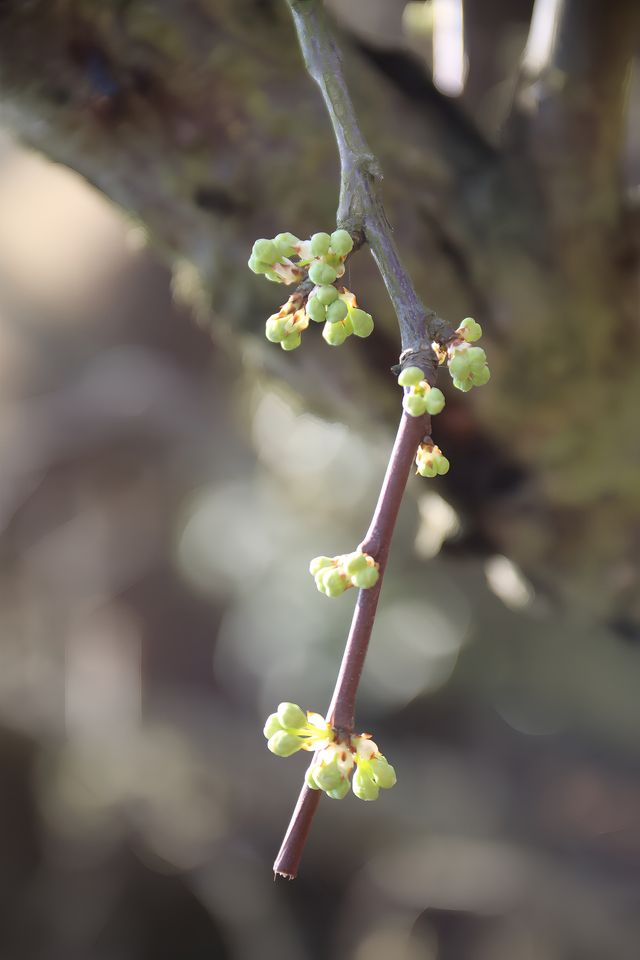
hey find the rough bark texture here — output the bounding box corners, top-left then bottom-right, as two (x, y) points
(0, 0), (638, 628)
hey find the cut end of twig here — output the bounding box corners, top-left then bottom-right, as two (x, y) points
(274, 868), (297, 881)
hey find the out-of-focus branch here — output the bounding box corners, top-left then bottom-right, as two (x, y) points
(508, 0), (639, 238)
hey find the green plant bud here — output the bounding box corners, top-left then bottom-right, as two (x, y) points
(453, 377), (472, 392)
(309, 261), (338, 286)
(466, 346), (487, 373)
(263, 713), (284, 738)
(312, 759), (344, 792)
(326, 299), (348, 323)
(425, 387), (445, 415)
(248, 254), (269, 275)
(318, 569), (347, 597)
(350, 309), (374, 338)
(306, 297), (327, 324)
(330, 229), (354, 256)
(252, 238), (278, 264)
(402, 393), (428, 417)
(398, 366), (424, 387)
(342, 314), (354, 336)
(473, 365), (491, 386)
(458, 317), (482, 342)
(265, 269), (283, 283)
(326, 779), (351, 800)
(309, 556), (334, 575)
(352, 766), (379, 801)
(370, 757), (397, 789)
(418, 459), (437, 478)
(274, 232), (299, 257)
(265, 317), (287, 342)
(316, 284), (339, 305)
(448, 352), (471, 379)
(436, 455), (450, 475)
(352, 565), (379, 589)
(310, 232), (332, 256)
(267, 731), (303, 757)
(281, 332), (301, 351)
(277, 702), (307, 730)
(322, 321), (348, 347)
(344, 552), (369, 577)
(305, 766), (320, 790)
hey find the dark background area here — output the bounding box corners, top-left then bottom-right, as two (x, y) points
(0, 1), (639, 958)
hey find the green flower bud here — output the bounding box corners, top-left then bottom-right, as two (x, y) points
(326, 779), (351, 800)
(370, 757), (397, 789)
(458, 317), (482, 342)
(350, 309), (374, 338)
(309, 261), (338, 286)
(473, 365), (491, 386)
(316, 284), (339, 305)
(398, 366), (425, 387)
(267, 731), (303, 757)
(466, 346), (487, 373)
(326, 299), (348, 323)
(252, 238), (278, 264)
(436, 455), (450, 475)
(417, 458), (437, 478)
(312, 759), (344, 792)
(424, 387), (445, 415)
(344, 552), (369, 577)
(248, 254), (269, 275)
(263, 713), (283, 738)
(351, 565), (379, 589)
(402, 393), (428, 417)
(309, 556), (334, 575)
(322, 321), (348, 347)
(453, 377), (472, 392)
(281, 332), (301, 351)
(306, 297), (327, 324)
(310, 232), (332, 257)
(305, 766), (320, 790)
(352, 766), (379, 801)
(330, 229), (354, 256)
(448, 352), (471, 379)
(274, 232), (299, 257)
(265, 317), (287, 343)
(277, 702), (307, 730)
(317, 567), (347, 597)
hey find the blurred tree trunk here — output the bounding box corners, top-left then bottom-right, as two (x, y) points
(0, 0), (638, 626)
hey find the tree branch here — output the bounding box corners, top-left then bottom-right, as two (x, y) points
(274, 409), (429, 878)
(508, 0), (639, 243)
(274, 0), (449, 878)
(288, 0), (454, 372)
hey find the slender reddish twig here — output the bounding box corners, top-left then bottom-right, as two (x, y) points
(274, 410), (429, 877)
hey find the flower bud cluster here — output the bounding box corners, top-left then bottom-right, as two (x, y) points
(397, 366), (446, 417)
(447, 318), (490, 391)
(264, 702), (333, 757)
(263, 702), (397, 802)
(306, 733), (396, 802)
(264, 293), (309, 351)
(250, 230), (377, 352)
(307, 287), (374, 346)
(249, 229), (353, 287)
(309, 550), (379, 597)
(416, 442), (449, 478)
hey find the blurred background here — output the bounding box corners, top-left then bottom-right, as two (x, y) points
(0, 1), (639, 958)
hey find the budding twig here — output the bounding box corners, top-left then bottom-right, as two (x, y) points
(273, 0), (451, 878)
